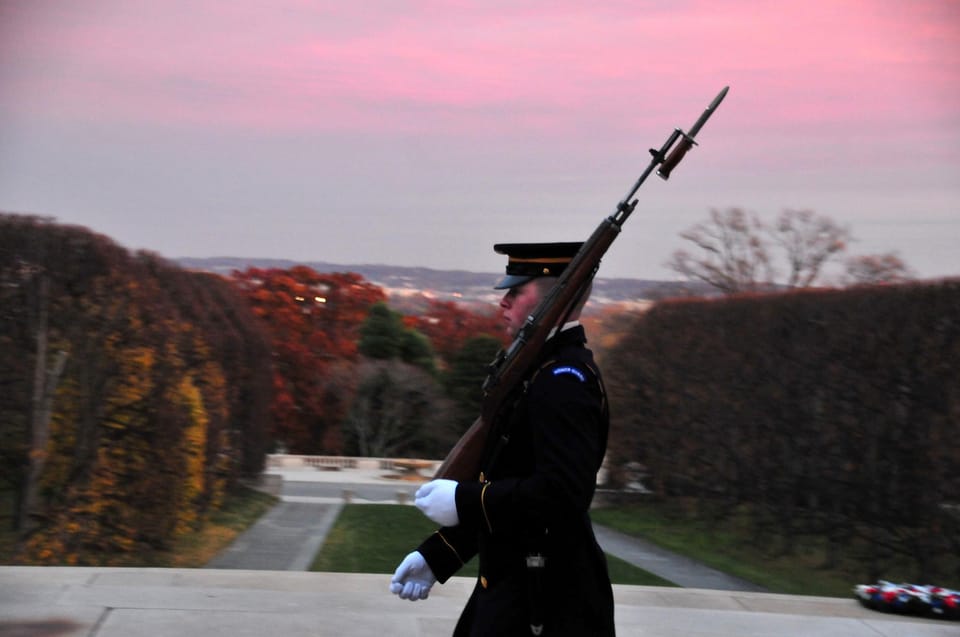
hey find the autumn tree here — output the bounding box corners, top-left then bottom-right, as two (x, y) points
(24, 261), (266, 562)
(1, 213), (272, 564)
(403, 299), (503, 367)
(0, 216), (135, 539)
(232, 266), (386, 453)
(178, 269), (272, 479)
(0, 251), (41, 531)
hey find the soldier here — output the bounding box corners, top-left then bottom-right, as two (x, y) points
(390, 242), (616, 636)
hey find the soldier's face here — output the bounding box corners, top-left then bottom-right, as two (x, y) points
(499, 280), (545, 337)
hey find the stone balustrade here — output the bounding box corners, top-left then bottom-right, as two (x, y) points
(266, 454), (441, 473)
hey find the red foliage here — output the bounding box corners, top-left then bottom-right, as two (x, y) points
(404, 299), (505, 365)
(231, 266), (386, 452)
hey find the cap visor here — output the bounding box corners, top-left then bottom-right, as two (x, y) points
(493, 274), (534, 290)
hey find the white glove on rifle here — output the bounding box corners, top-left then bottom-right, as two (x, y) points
(415, 479), (460, 527)
(390, 551), (436, 601)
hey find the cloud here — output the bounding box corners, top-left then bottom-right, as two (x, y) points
(3, 0), (957, 140)
(0, 1), (957, 278)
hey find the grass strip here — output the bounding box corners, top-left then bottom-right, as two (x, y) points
(310, 504), (674, 587)
(311, 504), (477, 576)
(589, 502), (960, 597)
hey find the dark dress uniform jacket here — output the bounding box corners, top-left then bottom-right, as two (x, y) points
(418, 325), (616, 636)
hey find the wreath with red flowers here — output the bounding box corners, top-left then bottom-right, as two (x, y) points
(855, 580), (959, 620)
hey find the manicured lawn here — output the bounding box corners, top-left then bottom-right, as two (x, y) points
(310, 504), (463, 575)
(590, 502), (960, 598)
(311, 504), (675, 587)
(605, 552), (676, 587)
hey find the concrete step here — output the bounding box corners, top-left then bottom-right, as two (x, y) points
(2, 567), (955, 637)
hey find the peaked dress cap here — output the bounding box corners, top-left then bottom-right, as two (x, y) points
(492, 242), (583, 290)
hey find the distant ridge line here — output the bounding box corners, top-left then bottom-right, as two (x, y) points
(176, 256), (703, 303)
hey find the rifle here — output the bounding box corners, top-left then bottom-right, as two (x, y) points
(435, 87), (729, 482)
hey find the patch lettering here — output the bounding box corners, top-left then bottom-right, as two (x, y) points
(552, 366), (586, 382)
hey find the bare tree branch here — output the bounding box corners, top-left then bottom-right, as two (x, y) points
(769, 209), (851, 288)
(843, 252), (915, 286)
(665, 208), (773, 294)
(667, 207), (905, 295)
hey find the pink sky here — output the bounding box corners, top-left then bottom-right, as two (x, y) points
(1, 0), (958, 280)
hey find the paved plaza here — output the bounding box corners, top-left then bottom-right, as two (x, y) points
(1, 463), (955, 636)
(3, 567), (956, 637)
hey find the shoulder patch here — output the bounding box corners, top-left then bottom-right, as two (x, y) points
(551, 366), (586, 382)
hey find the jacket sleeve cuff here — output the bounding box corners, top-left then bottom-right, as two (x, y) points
(455, 480), (484, 531)
(417, 530), (466, 583)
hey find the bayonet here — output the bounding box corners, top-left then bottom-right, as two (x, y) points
(436, 87), (730, 482)
(657, 85), (729, 180)
(611, 86), (730, 227)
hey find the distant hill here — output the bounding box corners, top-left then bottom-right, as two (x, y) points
(176, 256), (706, 309)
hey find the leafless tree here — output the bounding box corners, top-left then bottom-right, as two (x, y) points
(842, 252), (914, 286)
(667, 207), (908, 294)
(344, 359), (453, 458)
(769, 209), (851, 288)
(665, 208), (774, 294)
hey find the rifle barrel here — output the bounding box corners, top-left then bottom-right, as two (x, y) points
(435, 87), (730, 481)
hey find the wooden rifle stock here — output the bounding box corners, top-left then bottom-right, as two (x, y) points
(435, 220), (620, 482)
(434, 414), (488, 482)
(434, 87), (729, 483)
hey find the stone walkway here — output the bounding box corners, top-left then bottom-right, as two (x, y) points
(213, 467), (765, 592)
(205, 501), (343, 571)
(591, 524), (768, 591)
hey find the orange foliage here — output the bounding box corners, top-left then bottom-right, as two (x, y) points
(3, 215), (272, 565)
(232, 266), (386, 453)
(403, 299), (504, 365)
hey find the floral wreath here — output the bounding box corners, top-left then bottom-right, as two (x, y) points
(855, 580), (959, 620)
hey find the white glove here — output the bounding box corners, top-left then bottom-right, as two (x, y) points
(415, 479), (460, 527)
(390, 551), (437, 601)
